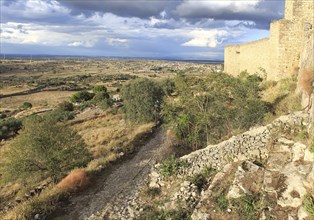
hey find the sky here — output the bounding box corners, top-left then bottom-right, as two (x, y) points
(0, 0), (285, 60)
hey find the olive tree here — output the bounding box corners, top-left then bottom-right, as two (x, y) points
(122, 79), (164, 123)
(1, 117), (91, 183)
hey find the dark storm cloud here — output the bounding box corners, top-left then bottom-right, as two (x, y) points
(174, 0), (285, 29)
(0, 0), (73, 24)
(1, 0), (285, 31)
(56, 0), (284, 30)
(56, 0), (177, 18)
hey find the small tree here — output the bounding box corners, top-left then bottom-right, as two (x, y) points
(160, 78), (175, 96)
(122, 79), (164, 123)
(20, 102), (32, 110)
(58, 101), (74, 111)
(91, 86), (112, 110)
(0, 118), (22, 140)
(92, 85), (107, 93)
(45, 109), (74, 122)
(1, 117), (91, 182)
(71, 90), (94, 103)
(93, 92), (112, 110)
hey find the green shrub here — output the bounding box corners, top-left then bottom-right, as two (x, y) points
(159, 155), (187, 177)
(1, 117), (92, 183)
(189, 167), (215, 192)
(71, 90), (94, 103)
(260, 80), (277, 90)
(231, 193), (262, 220)
(45, 110), (74, 122)
(92, 91), (110, 101)
(92, 85), (107, 93)
(190, 173), (207, 191)
(91, 85), (112, 110)
(297, 130), (309, 140)
(163, 72), (267, 149)
(122, 78), (164, 123)
(303, 195), (314, 217)
(144, 187), (161, 198)
(0, 112), (7, 119)
(160, 78), (175, 96)
(216, 192), (229, 211)
(0, 118), (22, 140)
(77, 102), (91, 111)
(58, 101), (74, 111)
(92, 91), (112, 110)
(20, 102), (32, 110)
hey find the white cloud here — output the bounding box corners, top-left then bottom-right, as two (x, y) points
(107, 38), (128, 46)
(160, 10), (167, 19)
(1, 22), (99, 47)
(68, 40), (98, 47)
(150, 17), (167, 26)
(182, 29), (229, 48)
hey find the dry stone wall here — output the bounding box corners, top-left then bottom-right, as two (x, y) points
(150, 111), (309, 188)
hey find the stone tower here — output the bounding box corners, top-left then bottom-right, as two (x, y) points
(224, 0), (314, 81)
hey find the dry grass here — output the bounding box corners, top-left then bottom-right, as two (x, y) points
(73, 112), (154, 159)
(299, 69), (314, 96)
(0, 85), (34, 95)
(0, 91), (75, 111)
(261, 77), (302, 120)
(86, 152), (118, 172)
(262, 77), (297, 103)
(0, 185), (65, 220)
(78, 112), (155, 174)
(56, 169), (89, 192)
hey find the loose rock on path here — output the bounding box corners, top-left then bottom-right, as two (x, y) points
(50, 127), (168, 220)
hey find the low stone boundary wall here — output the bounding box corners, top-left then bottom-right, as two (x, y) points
(150, 112), (309, 187)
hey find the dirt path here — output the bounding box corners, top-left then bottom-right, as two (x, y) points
(49, 127), (168, 220)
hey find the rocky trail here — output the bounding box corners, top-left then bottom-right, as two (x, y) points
(49, 127), (168, 220)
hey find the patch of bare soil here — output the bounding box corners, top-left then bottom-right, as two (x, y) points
(49, 127), (169, 220)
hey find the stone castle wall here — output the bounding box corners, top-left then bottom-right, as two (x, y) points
(224, 0), (314, 81)
(224, 38), (270, 77)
